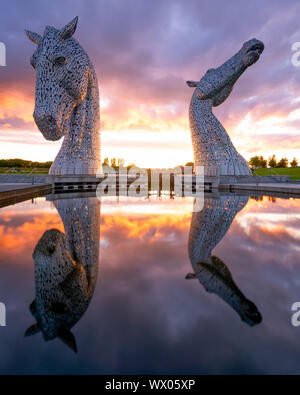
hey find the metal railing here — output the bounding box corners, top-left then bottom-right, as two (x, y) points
(253, 168), (284, 183)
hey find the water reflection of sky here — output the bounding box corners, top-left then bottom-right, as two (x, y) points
(0, 194), (300, 374)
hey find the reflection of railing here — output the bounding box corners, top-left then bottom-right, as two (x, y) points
(28, 168), (36, 175)
(4, 167), (18, 174)
(268, 168), (280, 176)
(2, 167), (48, 175)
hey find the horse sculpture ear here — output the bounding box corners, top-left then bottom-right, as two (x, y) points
(60, 16), (79, 40)
(186, 81), (198, 88)
(29, 300), (37, 315)
(185, 273), (196, 279)
(25, 323), (41, 336)
(58, 328), (78, 353)
(25, 30), (41, 44)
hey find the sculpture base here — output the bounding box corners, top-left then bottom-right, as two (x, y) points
(196, 160), (251, 177)
(49, 166), (102, 176)
(219, 175), (290, 184)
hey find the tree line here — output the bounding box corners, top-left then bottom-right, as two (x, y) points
(248, 155), (298, 169)
(1, 156), (297, 171)
(102, 157), (136, 170)
(0, 158), (53, 168)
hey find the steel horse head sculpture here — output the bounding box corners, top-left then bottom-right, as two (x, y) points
(187, 39), (264, 177)
(26, 17), (101, 175)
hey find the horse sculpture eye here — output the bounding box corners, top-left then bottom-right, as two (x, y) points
(54, 56), (66, 66)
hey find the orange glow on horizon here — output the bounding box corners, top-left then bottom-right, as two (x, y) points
(0, 85), (299, 168)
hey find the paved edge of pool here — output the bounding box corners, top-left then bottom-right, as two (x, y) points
(0, 184), (52, 207)
(222, 183), (300, 195)
(1, 180), (300, 205)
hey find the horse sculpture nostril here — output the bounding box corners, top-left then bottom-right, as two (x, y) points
(35, 114), (57, 129)
(46, 116), (56, 126)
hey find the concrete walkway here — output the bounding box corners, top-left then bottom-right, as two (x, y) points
(0, 183), (46, 192)
(0, 183), (52, 206)
(0, 174), (49, 183)
(1, 178), (300, 206)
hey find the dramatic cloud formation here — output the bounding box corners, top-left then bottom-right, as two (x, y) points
(0, 0), (299, 166)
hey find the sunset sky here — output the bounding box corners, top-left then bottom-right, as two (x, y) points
(0, 0), (300, 168)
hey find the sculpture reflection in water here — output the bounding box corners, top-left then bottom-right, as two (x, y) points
(187, 194), (262, 326)
(25, 196), (100, 352)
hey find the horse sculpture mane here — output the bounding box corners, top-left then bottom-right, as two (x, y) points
(26, 17), (101, 175)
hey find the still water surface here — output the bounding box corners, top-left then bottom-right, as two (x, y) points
(0, 192), (299, 374)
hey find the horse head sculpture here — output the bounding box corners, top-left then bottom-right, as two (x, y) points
(26, 17), (101, 175)
(187, 39), (264, 177)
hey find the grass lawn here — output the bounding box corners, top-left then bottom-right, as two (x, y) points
(0, 167), (50, 175)
(253, 167), (300, 180)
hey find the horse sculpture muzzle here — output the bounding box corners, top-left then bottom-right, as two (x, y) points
(33, 112), (65, 141)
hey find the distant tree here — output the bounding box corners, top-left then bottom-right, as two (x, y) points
(110, 158), (117, 168)
(127, 163), (136, 171)
(249, 156), (260, 169)
(249, 156), (267, 169)
(42, 161), (53, 168)
(277, 157), (288, 168)
(174, 165), (184, 174)
(259, 156), (267, 168)
(102, 157), (109, 167)
(185, 162), (194, 172)
(0, 158), (52, 168)
(268, 155), (277, 168)
(117, 158), (125, 168)
(290, 157), (298, 168)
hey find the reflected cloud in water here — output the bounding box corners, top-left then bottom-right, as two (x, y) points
(0, 193), (299, 373)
